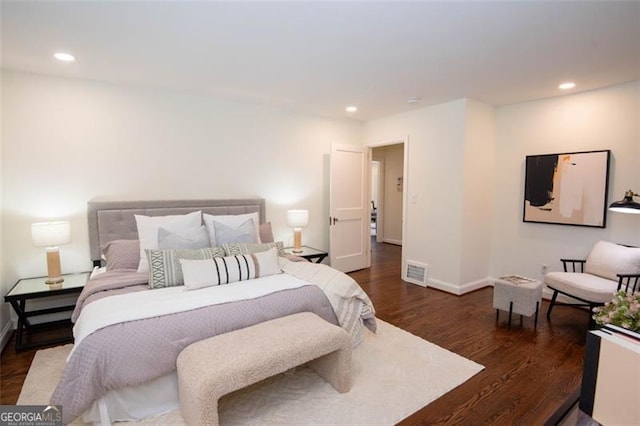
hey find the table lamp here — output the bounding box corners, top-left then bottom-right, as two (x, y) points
(31, 221), (71, 284)
(287, 210), (309, 253)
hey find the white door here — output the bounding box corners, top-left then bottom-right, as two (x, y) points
(329, 143), (369, 272)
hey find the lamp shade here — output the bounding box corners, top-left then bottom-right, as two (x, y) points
(609, 190), (640, 215)
(31, 221), (71, 247)
(287, 210), (309, 228)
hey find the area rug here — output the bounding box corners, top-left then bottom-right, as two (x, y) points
(18, 320), (484, 425)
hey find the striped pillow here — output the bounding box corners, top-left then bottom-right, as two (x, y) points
(146, 246), (225, 289)
(181, 248), (281, 290)
(223, 241), (285, 257)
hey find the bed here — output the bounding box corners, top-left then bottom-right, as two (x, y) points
(51, 198), (376, 425)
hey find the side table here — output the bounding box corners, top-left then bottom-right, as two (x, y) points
(4, 272), (89, 351)
(283, 246), (328, 264)
(493, 275), (542, 329)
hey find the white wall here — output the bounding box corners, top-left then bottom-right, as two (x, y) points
(0, 76), (8, 349)
(372, 144), (404, 244)
(366, 82), (639, 294)
(0, 71), (362, 335)
(460, 100), (496, 285)
(365, 99), (470, 290)
(2, 69), (637, 341)
(490, 81), (640, 281)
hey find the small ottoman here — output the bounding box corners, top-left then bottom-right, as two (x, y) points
(493, 275), (543, 329)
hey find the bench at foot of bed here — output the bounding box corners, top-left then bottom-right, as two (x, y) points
(176, 312), (352, 425)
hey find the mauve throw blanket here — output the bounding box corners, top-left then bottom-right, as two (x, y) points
(51, 261), (376, 425)
(53, 285), (337, 424)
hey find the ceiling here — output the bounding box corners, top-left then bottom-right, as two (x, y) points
(2, 1), (639, 121)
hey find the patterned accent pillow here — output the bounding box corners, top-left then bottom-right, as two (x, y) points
(101, 240), (140, 271)
(181, 248), (281, 290)
(223, 241), (285, 257)
(146, 246), (225, 289)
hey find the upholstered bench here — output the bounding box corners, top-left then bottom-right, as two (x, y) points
(176, 312), (352, 425)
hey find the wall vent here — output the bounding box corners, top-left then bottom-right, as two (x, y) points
(404, 260), (428, 287)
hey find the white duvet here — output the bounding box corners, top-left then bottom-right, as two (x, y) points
(72, 272), (309, 357)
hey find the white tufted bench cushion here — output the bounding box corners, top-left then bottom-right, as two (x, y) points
(177, 312), (352, 425)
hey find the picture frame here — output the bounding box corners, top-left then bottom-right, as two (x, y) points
(523, 149), (610, 228)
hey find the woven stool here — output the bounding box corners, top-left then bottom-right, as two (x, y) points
(493, 275), (543, 329)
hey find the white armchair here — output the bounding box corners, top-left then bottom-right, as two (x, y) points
(544, 240), (640, 327)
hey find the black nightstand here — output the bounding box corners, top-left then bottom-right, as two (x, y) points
(4, 272), (89, 351)
(283, 246), (329, 264)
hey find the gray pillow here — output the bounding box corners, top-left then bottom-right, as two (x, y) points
(212, 219), (258, 245)
(157, 226), (210, 250)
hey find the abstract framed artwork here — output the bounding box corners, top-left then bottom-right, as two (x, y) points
(523, 150), (611, 228)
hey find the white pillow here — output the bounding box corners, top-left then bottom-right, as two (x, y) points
(585, 240), (640, 281)
(203, 212), (261, 246)
(181, 248), (281, 290)
(135, 211), (202, 272)
(253, 248), (281, 277)
(179, 259), (220, 290)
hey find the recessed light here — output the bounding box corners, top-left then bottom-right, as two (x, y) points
(558, 82), (576, 90)
(346, 106), (357, 113)
(54, 52), (75, 62)
(408, 96), (421, 104)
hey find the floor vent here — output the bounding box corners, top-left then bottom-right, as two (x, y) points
(404, 260), (428, 287)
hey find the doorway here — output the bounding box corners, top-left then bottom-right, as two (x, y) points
(370, 161), (381, 238)
(370, 143), (405, 246)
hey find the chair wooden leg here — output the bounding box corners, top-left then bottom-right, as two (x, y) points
(547, 290), (559, 319)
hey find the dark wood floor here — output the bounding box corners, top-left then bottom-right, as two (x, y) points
(351, 240), (586, 425)
(1, 240), (587, 424)
(0, 323), (72, 404)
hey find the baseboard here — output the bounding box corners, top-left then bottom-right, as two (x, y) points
(382, 238), (402, 246)
(426, 277), (492, 296)
(0, 320), (15, 353)
(458, 278), (493, 295)
(426, 276), (562, 301)
(425, 278), (459, 294)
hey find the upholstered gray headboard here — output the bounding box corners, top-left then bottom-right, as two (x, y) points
(87, 198), (266, 263)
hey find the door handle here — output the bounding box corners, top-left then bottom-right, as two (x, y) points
(332, 217), (339, 225)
